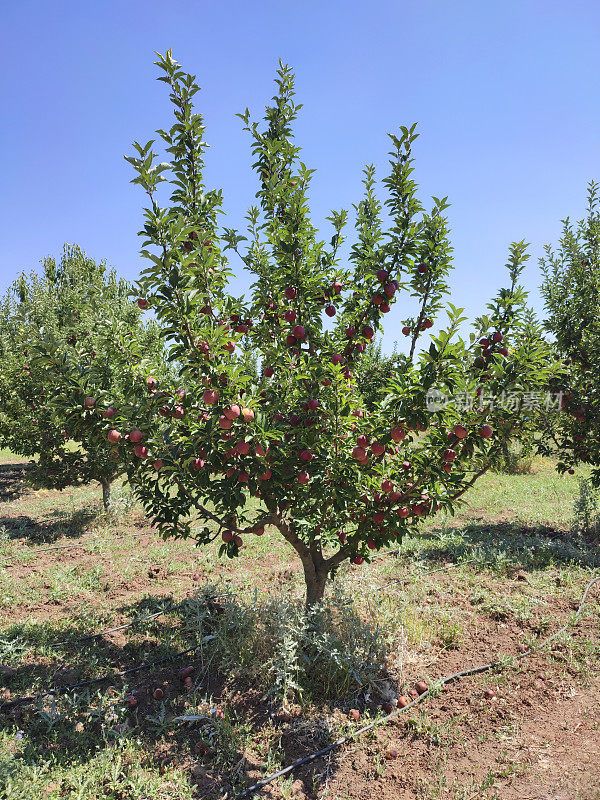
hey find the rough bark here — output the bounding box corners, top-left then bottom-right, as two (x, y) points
(100, 479), (112, 513)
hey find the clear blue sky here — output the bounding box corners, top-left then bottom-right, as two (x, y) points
(1, 0), (599, 350)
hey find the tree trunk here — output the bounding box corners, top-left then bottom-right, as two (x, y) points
(302, 557), (328, 608)
(100, 479), (112, 513)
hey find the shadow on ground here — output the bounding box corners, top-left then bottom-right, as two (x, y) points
(0, 508), (98, 544)
(411, 521), (600, 572)
(0, 463), (32, 503)
(0, 590), (370, 799)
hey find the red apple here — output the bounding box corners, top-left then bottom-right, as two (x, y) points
(222, 530), (234, 543)
(297, 471), (310, 484)
(137, 298), (148, 309)
(453, 424), (468, 439)
(284, 287), (297, 300)
(371, 442), (385, 456)
(129, 429), (143, 443)
(224, 405), (241, 420)
(84, 397), (96, 409)
(154, 459), (163, 470)
(102, 406), (116, 419)
(362, 325), (374, 340)
(107, 429), (121, 444)
(415, 680), (428, 695)
(402, 326), (411, 336)
(192, 458), (205, 470)
(134, 444), (149, 459)
(292, 325), (306, 340)
(203, 389), (219, 405)
(219, 416), (233, 430)
(417, 262), (427, 274)
(391, 426), (405, 442)
(325, 305), (336, 317)
(351, 556), (364, 564)
(492, 331), (503, 343)
(478, 424), (493, 438)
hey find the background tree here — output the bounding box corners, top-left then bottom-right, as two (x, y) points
(540, 181), (600, 483)
(0, 244), (168, 511)
(44, 53), (555, 605)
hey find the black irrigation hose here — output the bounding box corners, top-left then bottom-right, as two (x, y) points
(52, 607), (173, 647)
(0, 530), (155, 564)
(0, 641), (210, 712)
(231, 573), (600, 799)
(52, 591), (236, 647)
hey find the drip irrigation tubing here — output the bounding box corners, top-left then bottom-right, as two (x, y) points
(0, 530), (156, 563)
(50, 591), (236, 647)
(231, 573), (600, 799)
(0, 638), (215, 712)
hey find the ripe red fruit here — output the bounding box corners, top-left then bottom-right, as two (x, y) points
(498, 346), (509, 357)
(443, 448), (456, 462)
(101, 406), (115, 419)
(568, 468), (575, 475)
(224, 404), (241, 420)
(373, 511), (385, 525)
(397, 695), (409, 708)
(332, 280), (343, 294)
(234, 535), (243, 547)
(237, 471), (249, 483)
(423, 318), (433, 329)
(352, 446), (367, 461)
(134, 444), (149, 459)
(380, 301), (391, 313)
(443, 463), (452, 473)
(402, 326), (411, 336)
(299, 449), (313, 462)
(292, 325), (306, 340)
(153, 688), (164, 700)
(381, 479), (394, 493)
(417, 262), (427, 274)
(259, 468), (272, 480)
(107, 429), (121, 444)
(371, 293), (383, 306)
(154, 459), (163, 470)
(484, 688), (496, 700)
(284, 287), (297, 300)
(178, 666), (194, 680)
(367, 539), (377, 550)
(137, 298), (148, 309)
(376, 269), (388, 282)
(146, 377), (157, 390)
(236, 441), (250, 455)
(371, 442), (385, 457)
(492, 331), (503, 343)
(192, 458), (205, 470)
(479, 337), (489, 347)
(222, 530), (234, 542)
(297, 471), (310, 485)
(401, 460), (411, 471)
(129, 429), (143, 443)
(453, 424), (468, 439)
(126, 694), (138, 708)
(203, 389), (219, 405)
(351, 556), (364, 564)
(219, 416), (233, 430)
(349, 708), (360, 721)
(362, 325), (374, 340)
(263, 366), (275, 378)
(325, 305), (336, 317)
(384, 283), (396, 298)
(284, 309), (297, 323)
(254, 526), (265, 536)
(415, 680), (428, 695)
(478, 424), (493, 438)
(84, 397), (96, 409)
(306, 398), (319, 411)
(391, 426), (405, 443)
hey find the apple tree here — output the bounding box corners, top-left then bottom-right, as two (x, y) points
(539, 181), (600, 483)
(64, 52), (555, 605)
(0, 245), (168, 511)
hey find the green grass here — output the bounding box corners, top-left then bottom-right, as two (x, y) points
(0, 454), (599, 799)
